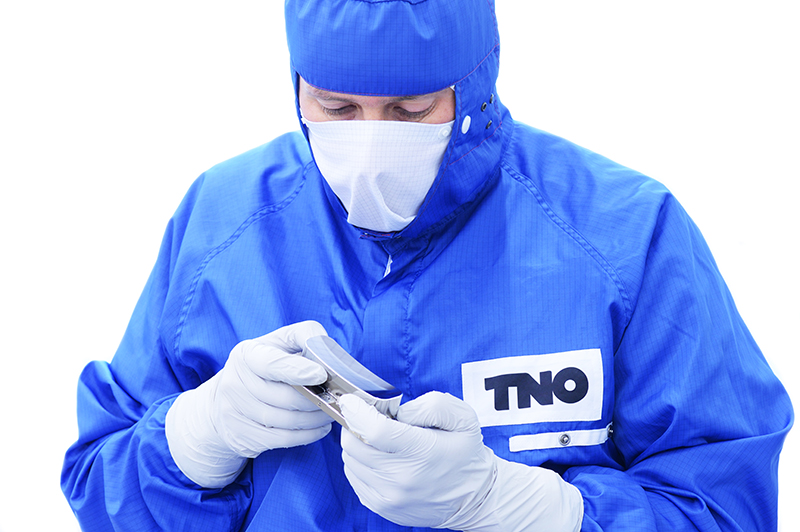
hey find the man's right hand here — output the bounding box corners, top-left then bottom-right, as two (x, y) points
(165, 321), (333, 488)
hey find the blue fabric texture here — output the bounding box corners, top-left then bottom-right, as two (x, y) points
(62, 0), (792, 530)
(286, 0), (498, 96)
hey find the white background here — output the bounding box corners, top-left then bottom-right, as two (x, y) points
(1, 1), (797, 530)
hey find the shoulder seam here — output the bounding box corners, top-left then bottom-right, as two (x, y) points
(171, 166), (310, 356)
(500, 160), (635, 324)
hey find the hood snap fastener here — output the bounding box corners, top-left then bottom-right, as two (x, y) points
(461, 115), (471, 134)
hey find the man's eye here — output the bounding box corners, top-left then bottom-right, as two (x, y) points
(323, 105), (353, 117)
(395, 105), (433, 120)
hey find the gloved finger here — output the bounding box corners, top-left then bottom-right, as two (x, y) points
(240, 341), (328, 385)
(224, 416), (332, 457)
(237, 399), (334, 430)
(340, 426), (403, 471)
(396, 391), (481, 433)
(339, 394), (425, 453)
(255, 320), (328, 353)
(240, 375), (325, 412)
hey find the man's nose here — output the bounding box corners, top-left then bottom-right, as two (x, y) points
(360, 107), (388, 121)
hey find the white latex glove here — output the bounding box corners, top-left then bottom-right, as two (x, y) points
(166, 321), (333, 488)
(340, 392), (583, 531)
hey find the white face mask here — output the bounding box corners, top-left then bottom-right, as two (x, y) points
(303, 118), (454, 232)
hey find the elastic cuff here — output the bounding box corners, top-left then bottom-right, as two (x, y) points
(564, 480), (584, 532)
(454, 458), (584, 532)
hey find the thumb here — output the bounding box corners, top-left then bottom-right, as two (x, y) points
(339, 394), (414, 452)
(396, 392), (481, 434)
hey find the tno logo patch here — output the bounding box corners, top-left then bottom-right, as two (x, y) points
(461, 349), (603, 427)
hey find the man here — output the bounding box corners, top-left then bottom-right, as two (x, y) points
(62, 1), (792, 530)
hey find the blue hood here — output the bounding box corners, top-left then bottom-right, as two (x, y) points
(285, 0), (512, 241)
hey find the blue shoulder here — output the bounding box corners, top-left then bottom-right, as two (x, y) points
(502, 122), (685, 316)
(169, 131), (312, 243)
(201, 131), (312, 212)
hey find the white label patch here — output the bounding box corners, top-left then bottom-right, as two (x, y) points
(461, 349), (603, 427)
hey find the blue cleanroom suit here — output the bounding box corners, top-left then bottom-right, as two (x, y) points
(62, 0), (792, 530)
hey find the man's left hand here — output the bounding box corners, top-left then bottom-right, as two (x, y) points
(340, 391), (496, 529)
(340, 391), (583, 531)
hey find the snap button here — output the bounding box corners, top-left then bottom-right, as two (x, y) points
(485, 120), (493, 129)
(489, 93), (495, 104)
(461, 115), (471, 134)
(481, 102), (488, 112)
(439, 124), (453, 138)
(559, 433), (571, 446)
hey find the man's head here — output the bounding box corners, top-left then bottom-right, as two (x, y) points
(285, 0), (504, 236)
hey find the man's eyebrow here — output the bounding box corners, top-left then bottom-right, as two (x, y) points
(306, 86), (426, 102)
